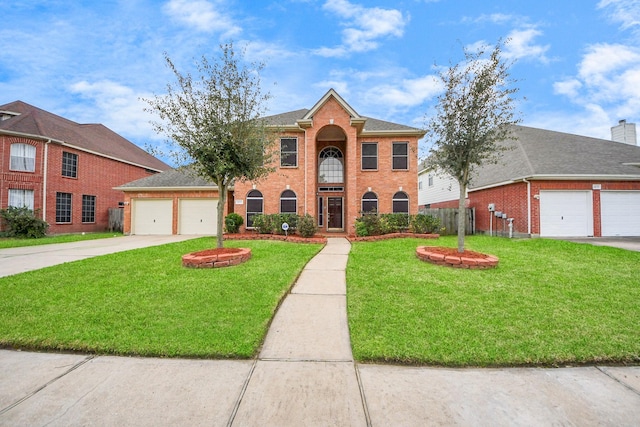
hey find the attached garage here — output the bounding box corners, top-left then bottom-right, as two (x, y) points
(540, 191), (593, 237)
(132, 199), (173, 235)
(179, 198), (218, 235)
(601, 191), (640, 236)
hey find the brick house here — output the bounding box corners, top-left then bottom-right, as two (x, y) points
(118, 89), (425, 235)
(0, 101), (170, 234)
(419, 123), (640, 237)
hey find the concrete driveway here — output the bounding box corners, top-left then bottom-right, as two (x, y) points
(561, 236), (640, 252)
(0, 235), (201, 278)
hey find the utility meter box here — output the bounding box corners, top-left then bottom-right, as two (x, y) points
(488, 203), (495, 211)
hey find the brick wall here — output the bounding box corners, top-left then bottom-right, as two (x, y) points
(1, 135), (160, 234)
(233, 97), (420, 235)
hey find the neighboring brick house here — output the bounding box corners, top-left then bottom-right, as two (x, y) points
(419, 124), (640, 237)
(118, 89), (425, 236)
(0, 101), (170, 234)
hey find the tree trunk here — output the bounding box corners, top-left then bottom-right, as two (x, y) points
(216, 182), (227, 249)
(457, 180), (467, 253)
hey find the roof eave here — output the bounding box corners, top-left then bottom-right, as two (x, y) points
(469, 174), (640, 192)
(115, 185), (222, 192)
(360, 129), (427, 138)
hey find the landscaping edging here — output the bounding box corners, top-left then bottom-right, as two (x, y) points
(416, 246), (499, 269)
(348, 233), (440, 242)
(182, 248), (252, 268)
(224, 233), (327, 244)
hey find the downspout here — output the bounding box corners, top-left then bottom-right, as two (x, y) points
(304, 130), (308, 214)
(523, 178), (531, 235)
(42, 140), (50, 223)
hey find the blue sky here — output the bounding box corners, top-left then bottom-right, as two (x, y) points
(2, 0), (639, 161)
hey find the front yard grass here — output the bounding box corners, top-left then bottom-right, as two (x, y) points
(347, 236), (640, 367)
(0, 238), (322, 358)
(0, 232), (122, 249)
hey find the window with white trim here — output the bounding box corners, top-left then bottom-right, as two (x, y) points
(10, 143), (36, 172)
(246, 190), (264, 228)
(392, 142), (409, 170)
(280, 138), (298, 167)
(8, 189), (35, 210)
(361, 192), (378, 214)
(280, 190), (297, 214)
(318, 147), (344, 183)
(392, 191), (409, 214)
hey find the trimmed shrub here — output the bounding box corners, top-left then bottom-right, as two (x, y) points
(224, 212), (244, 233)
(410, 214), (441, 234)
(0, 206), (49, 238)
(380, 213), (410, 233)
(354, 213), (384, 237)
(297, 214), (318, 238)
(250, 214), (273, 234)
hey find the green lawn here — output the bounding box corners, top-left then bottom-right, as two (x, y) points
(0, 238), (322, 358)
(0, 232), (122, 249)
(347, 236), (640, 367)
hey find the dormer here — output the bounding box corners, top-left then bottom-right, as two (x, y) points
(0, 110), (20, 121)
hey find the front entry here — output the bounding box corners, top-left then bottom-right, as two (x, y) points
(327, 197), (344, 231)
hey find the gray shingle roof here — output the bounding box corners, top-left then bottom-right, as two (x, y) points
(0, 100), (170, 172)
(116, 166), (217, 189)
(469, 125), (640, 188)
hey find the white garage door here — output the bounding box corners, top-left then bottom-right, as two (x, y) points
(179, 199), (218, 235)
(601, 191), (640, 236)
(132, 199), (173, 235)
(540, 191), (593, 237)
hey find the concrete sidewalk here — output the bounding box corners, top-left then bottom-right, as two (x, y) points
(1, 238), (640, 426)
(0, 235), (198, 277)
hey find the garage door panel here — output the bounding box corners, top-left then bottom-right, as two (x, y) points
(601, 191), (640, 236)
(540, 191), (593, 237)
(133, 199), (173, 235)
(179, 199), (218, 235)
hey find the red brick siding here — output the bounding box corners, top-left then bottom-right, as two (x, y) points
(233, 97), (419, 235)
(1, 135), (160, 234)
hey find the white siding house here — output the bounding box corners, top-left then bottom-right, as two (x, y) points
(418, 162), (463, 208)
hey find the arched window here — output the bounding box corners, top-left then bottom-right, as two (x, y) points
(392, 191), (409, 214)
(280, 190), (297, 214)
(318, 147), (344, 183)
(10, 143), (36, 172)
(246, 190), (264, 228)
(361, 192), (378, 214)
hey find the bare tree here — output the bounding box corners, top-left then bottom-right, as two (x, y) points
(143, 42), (275, 248)
(425, 40), (521, 253)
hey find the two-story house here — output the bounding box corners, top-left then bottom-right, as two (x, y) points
(0, 101), (170, 234)
(118, 90), (425, 236)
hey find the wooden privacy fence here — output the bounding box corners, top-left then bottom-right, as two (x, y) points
(108, 208), (124, 232)
(419, 208), (475, 235)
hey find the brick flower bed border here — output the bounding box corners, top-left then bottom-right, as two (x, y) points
(223, 233), (327, 244)
(182, 248), (252, 268)
(416, 246), (499, 269)
(347, 233), (440, 242)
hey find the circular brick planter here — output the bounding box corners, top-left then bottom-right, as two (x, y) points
(416, 246), (499, 269)
(182, 248), (251, 268)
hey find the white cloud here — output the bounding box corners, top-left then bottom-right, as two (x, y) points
(162, 0), (241, 36)
(504, 27), (550, 63)
(552, 42), (640, 134)
(366, 75), (442, 108)
(314, 0), (408, 57)
(68, 80), (160, 141)
(598, 0), (640, 33)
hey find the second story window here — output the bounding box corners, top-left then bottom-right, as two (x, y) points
(280, 138), (298, 167)
(62, 152), (78, 178)
(10, 143), (36, 172)
(361, 143), (378, 170)
(318, 147), (344, 183)
(392, 142), (409, 170)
